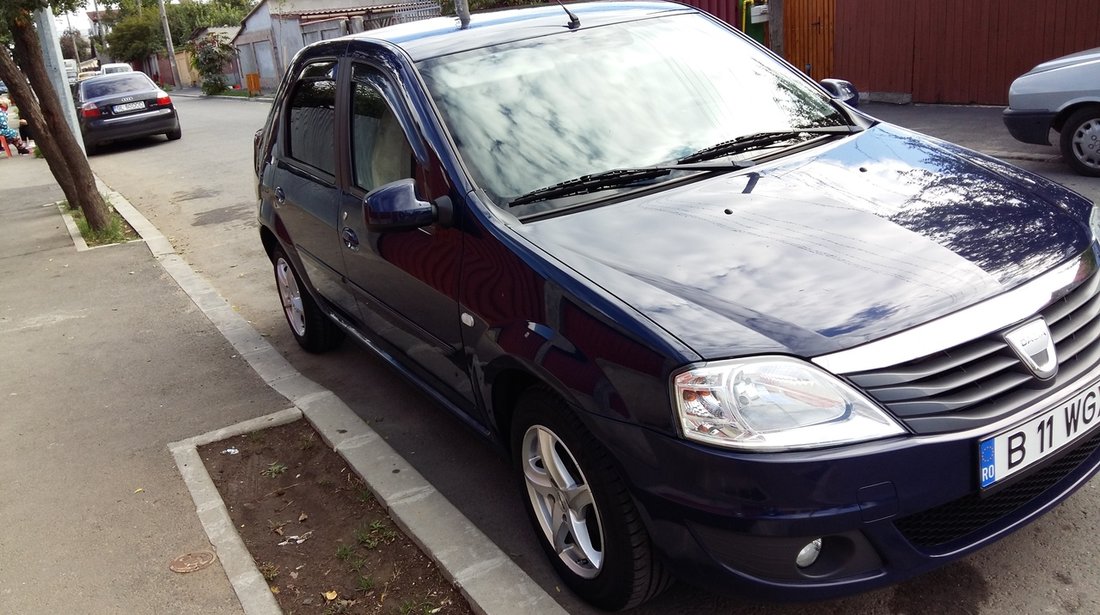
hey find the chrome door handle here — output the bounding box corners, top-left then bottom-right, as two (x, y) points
(274, 186), (286, 206)
(341, 227), (359, 251)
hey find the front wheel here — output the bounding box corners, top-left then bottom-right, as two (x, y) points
(271, 246), (342, 353)
(1060, 106), (1100, 177)
(512, 388), (670, 610)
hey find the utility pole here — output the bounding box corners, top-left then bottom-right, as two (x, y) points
(157, 0), (182, 87)
(768, 0), (784, 58)
(32, 9), (84, 153)
(64, 13), (81, 63)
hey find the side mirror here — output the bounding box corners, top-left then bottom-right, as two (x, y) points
(819, 79), (860, 108)
(364, 178), (436, 231)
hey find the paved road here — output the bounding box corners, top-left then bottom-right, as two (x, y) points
(88, 96), (1100, 614)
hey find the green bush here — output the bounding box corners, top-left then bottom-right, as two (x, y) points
(186, 34), (236, 97)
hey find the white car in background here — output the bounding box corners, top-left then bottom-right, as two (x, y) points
(99, 63), (133, 75)
(1004, 47), (1100, 176)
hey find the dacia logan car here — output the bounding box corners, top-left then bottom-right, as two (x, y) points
(255, 2), (1100, 609)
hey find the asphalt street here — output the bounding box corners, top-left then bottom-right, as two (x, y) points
(59, 94), (1100, 614)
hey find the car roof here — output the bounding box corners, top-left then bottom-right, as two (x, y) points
(345, 1), (698, 61)
(81, 72), (147, 83)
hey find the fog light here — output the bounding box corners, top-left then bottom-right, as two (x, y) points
(796, 538), (822, 568)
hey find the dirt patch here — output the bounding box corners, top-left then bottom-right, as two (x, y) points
(198, 420), (474, 615)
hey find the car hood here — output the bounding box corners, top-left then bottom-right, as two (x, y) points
(1026, 47), (1100, 74)
(516, 124), (1093, 360)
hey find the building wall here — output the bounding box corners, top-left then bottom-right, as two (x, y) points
(236, 2), (281, 91)
(175, 51), (198, 88)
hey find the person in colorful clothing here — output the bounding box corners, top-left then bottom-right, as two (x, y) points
(0, 96), (30, 155)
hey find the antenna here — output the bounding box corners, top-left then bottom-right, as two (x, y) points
(554, 0), (580, 29)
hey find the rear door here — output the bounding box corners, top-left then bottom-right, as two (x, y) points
(268, 58), (359, 319)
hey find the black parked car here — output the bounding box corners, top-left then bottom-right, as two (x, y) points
(255, 2), (1100, 610)
(76, 72), (181, 154)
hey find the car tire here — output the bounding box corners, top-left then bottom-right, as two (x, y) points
(512, 387), (671, 611)
(83, 139), (97, 155)
(166, 124), (182, 141)
(1060, 105), (1100, 177)
(271, 246), (342, 353)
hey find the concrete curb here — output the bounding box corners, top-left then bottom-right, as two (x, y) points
(169, 409), (303, 615)
(95, 175), (567, 615)
(54, 202), (89, 251)
(985, 150), (1063, 164)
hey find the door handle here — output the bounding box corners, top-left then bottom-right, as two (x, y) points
(341, 227), (360, 251)
(274, 186), (286, 206)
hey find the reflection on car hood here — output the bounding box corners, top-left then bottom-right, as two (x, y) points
(517, 124), (1093, 360)
(1027, 47), (1100, 74)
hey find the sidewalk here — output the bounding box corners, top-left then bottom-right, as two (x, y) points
(0, 158), (290, 612)
(0, 155), (563, 615)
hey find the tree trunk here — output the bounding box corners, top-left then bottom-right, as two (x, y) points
(0, 46), (77, 202)
(6, 9), (111, 232)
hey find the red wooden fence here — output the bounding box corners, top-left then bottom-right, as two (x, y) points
(835, 0), (1100, 105)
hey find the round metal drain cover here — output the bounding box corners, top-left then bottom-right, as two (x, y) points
(169, 550), (217, 573)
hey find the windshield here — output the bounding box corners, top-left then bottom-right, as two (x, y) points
(418, 13), (847, 213)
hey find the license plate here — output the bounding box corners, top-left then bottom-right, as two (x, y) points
(113, 101), (145, 113)
(979, 379), (1100, 488)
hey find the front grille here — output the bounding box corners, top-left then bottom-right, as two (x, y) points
(845, 266), (1100, 434)
(895, 427), (1100, 548)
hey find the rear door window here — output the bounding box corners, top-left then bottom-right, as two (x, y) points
(286, 61), (338, 176)
(82, 75), (154, 99)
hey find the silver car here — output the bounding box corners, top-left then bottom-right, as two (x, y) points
(1004, 47), (1100, 176)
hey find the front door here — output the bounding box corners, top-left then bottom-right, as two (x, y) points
(337, 62), (473, 411)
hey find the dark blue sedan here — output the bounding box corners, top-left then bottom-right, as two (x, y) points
(254, 2), (1100, 609)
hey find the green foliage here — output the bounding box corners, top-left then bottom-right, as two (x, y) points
(186, 33), (236, 95)
(60, 28), (90, 61)
(70, 206), (131, 246)
(167, 1), (252, 47)
(106, 12), (163, 63)
(261, 461), (288, 478)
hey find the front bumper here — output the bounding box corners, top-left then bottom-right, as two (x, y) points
(583, 407), (1100, 600)
(82, 108), (178, 145)
(1003, 108), (1056, 145)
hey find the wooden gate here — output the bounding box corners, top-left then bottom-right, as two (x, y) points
(783, 0), (836, 81)
(834, 0), (1100, 105)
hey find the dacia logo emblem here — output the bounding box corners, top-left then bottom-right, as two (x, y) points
(1004, 318), (1058, 380)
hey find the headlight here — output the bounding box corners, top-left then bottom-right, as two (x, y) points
(673, 357), (905, 451)
(1090, 205), (1100, 241)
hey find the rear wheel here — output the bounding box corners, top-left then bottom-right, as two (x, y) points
(1060, 105), (1100, 177)
(512, 387), (671, 610)
(272, 246), (341, 353)
(166, 124), (182, 141)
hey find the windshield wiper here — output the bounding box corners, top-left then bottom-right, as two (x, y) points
(678, 125), (860, 164)
(509, 161), (747, 207)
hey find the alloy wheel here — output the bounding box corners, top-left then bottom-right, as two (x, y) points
(521, 424), (605, 579)
(275, 257), (307, 337)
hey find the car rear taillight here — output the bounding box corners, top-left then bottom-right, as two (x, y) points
(81, 102), (100, 118)
(155, 91), (171, 106)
